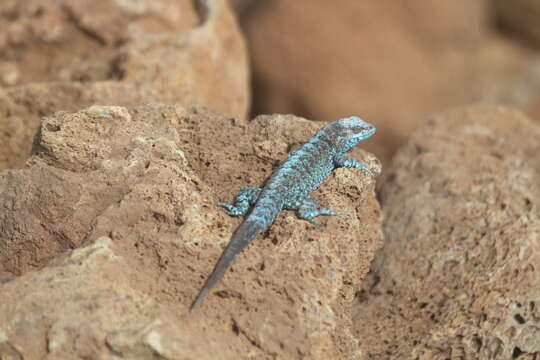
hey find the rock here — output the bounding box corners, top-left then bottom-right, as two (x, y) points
(241, 0), (489, 165)
(0, 237), (232, 359)
(0, 0), (199, 84)
(353, 105), (540, 359)
(0, 104), (383, 359)
(118, 0), (249, 116)
(0, 0), (249, 170)
(0, 82), (146, 172)
(1, 104), (222, 276)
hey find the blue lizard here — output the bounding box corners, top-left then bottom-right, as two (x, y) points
(190, 116), (376, 311)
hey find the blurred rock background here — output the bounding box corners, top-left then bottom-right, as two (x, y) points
(4, 0), (540, 167)
(231, 0), (540, 164)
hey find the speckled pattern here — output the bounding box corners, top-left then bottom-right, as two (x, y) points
(354, 105), (540, 359)
(191, 116), (376, 310)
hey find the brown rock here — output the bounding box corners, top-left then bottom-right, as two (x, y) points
(0, 237), (233, 359)
(0, 104), (383, 359)
(118, 0), (249, 114)
(1, 105), (224, 276)
(241, 0), (489, 165)
(0, 0), (199, 85)
(0, 82), (146, 172)
(0, 0), (249, 170)
(353, 105), (540, 359)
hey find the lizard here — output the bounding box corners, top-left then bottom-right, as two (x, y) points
(190, 116), (376, 311)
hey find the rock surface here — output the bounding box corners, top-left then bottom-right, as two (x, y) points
(353, 105), (540, 359)
(0, 0), (249, 170)
(0, 82), (146, 173)
(0, 104), (383, 359)
(240, 0), (489, 164)
(0, 237), (229, 360)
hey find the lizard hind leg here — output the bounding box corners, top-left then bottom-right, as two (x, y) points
(217, 186), (261, 216)
(296, 196), (350, 226)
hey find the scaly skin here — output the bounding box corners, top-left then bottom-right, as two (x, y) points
(190, 116), (376, 311)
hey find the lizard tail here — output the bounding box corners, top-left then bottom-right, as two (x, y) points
(190, 219), (266, 311)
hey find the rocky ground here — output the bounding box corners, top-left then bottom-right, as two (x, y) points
(355, 106), (540, 359)
(1, 1), (540, 359)
(0, 0), (249, 170)
(0, 104), (382, 359)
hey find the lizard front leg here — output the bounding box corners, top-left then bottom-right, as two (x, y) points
(218, 186), (261, 216)
(334, 154), (373, 176)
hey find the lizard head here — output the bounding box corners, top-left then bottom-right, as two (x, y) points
(324, 116), (376, 152)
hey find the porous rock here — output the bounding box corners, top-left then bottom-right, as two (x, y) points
(0, 0), (199, 84)
(0, 0), (249, 170)
(0, 237), (229, 360)
(0, 104), (382, 359)
(353, 105), (540, 359)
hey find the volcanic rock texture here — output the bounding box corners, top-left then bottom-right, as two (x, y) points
(0, 104), (382, 359)
(354, 106), (540, 359)
(0, 0), (249, 170)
